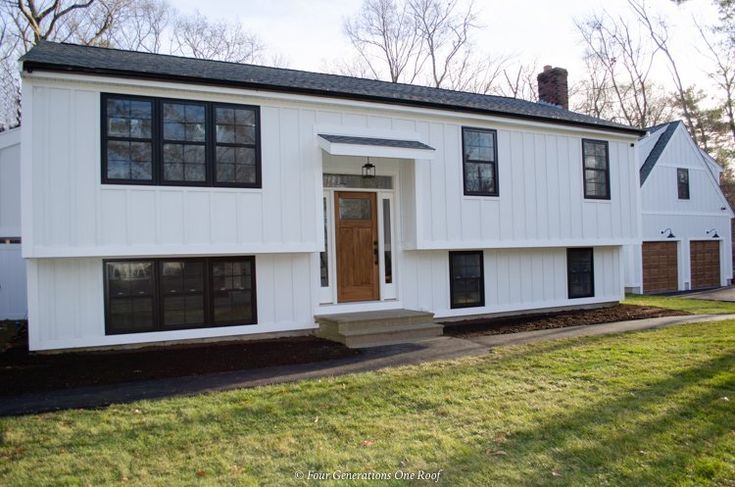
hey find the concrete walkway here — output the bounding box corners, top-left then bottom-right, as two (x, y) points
(2, 313), (733, 416)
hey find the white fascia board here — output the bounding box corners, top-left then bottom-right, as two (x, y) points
(25, 71), (641, 142)
(317, 137), (435, 160)
(0, 127), (20, 150)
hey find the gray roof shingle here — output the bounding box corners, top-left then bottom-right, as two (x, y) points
(639, 121), (679, 185)
(21, 41), (643, 135)
(318, 134), (434, 150)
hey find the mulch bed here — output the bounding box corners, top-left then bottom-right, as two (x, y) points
(442, 304), (688, 338)
(0, 330), (358, 396)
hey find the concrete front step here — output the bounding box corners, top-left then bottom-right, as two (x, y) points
(315, 309), (443, 348)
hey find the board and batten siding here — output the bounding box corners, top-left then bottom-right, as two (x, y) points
(24, 76), (639, 258)
(24, 84), (323, 258)
(402, 246), (623, 319)
(415, 127), (639, 249)
(26, 253), (315, 350)
(624, 123), (732, 292)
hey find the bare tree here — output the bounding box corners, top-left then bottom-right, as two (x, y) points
(628, 0), (699, 140)
(408, 0), (477, 88)
(444, 53), (508, 94)
(343, 0), (425, 83)
(696, 20), (735, 146)
(575, 11), (663, 128)
(494, 62), (538, 101)
(170, 11), (265, 64)
(103, 0), (170, 52)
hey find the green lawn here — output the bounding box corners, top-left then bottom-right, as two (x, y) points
(2, 321), (735, 486)
(624, 293), (735, 315)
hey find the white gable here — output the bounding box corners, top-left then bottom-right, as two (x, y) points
(641, 122), (733, 217)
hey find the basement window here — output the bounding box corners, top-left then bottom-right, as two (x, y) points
(677, 168), (690, 199)
(567, 248), (594, 299)
(449, 251), (485, 308)
(105, 256), (256, 335)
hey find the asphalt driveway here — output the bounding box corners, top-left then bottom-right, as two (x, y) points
(684, 286), (735, 302)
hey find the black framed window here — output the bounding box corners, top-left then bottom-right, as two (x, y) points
(210, 258), (256, 325)
(161, 102), (207, 184)
(214, 106), (259, 186)
(567, 248), (594, 299)
(449, 251), (485, 308)
(105, 261), (157, 333)
(462, 127), (498, 196)
(101, 94), (261, 188)
(159, 259), (206, 328)
(104, 256), (256, 335)
(677, 168), (690, 199)
(103, 96), (155, 183)
(582, 139), (610, 200)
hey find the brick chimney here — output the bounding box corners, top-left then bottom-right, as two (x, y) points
(537, 65), (568, 110)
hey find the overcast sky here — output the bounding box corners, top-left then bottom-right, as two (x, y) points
(172, 0), (720, 91)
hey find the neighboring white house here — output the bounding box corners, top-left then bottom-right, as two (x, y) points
(0, 127), (27, 320)
(624, 121), (733, 294)
(20, 42), (644, 351)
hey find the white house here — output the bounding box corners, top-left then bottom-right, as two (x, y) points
(624, 121), (733, 294)
(20, 42), (643, 351)
(0, 127), (27, 320)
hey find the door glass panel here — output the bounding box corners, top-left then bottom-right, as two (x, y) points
(323, 174), (392, 189)
(339, 198), (371, 220)
(383, 199), (392, 284)
(321, 197), (329, 287)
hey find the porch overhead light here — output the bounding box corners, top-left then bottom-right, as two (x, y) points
(661, 228), (675, 239)
(362, 157), (376, 179)
(706, 228), (720, 239)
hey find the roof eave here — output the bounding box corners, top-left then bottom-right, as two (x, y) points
(23, 61), (645, 137)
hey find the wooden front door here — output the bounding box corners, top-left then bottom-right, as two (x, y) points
(690, 240), (721, 290)
(335, 191), (379, 302)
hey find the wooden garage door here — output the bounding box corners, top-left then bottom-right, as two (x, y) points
(642, 241), (678, 294)
(690, 241), (721, 290)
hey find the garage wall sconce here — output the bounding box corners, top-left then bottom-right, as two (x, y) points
(706, 228), (720, 239)
(660, 228), (676, 239)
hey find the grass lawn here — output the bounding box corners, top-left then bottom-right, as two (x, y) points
(2, 321), (734, 486)
(624, 293), (735, 315)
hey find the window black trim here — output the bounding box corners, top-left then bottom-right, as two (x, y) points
(104, 256), (257, 335)
(677, 168), (690, 200)
(462, 127), (499, 197)
(567, 248), (595, 299)
(582, 139), (611, 200)
(101, 93), (262, 188)
(449, 250), (485, 309)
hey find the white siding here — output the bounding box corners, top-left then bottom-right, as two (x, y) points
(626, 124), (733, 291)
(0, 245), (26, 319)
(27, 253), (316, 351)
(23, 73), (639, 349)
(0, 129), (26, 319)
(24, 78), (639, 258)
(25, 85), (322, 258)
(0, 130), (21, 238)
(402, 246), (623, 319)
